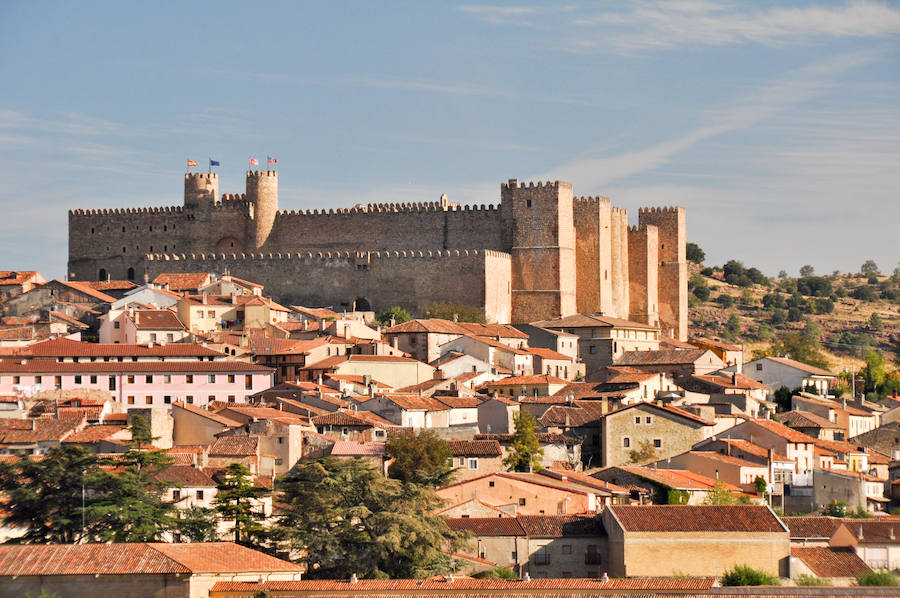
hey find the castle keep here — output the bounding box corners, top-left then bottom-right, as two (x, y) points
(68, 172), (688, 338)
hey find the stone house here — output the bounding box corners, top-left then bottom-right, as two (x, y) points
(439, 334), (533, 377)
(849, 421), (900, 460)
(602, 504), (790, 578)
(484, 374), (568, 399)
(0, 542), (304, 598)
(358, 393), (450, 428)
(601, 402), (714, 468)
(655, 450), (769, 493)
(3, 279), (116, 318)
(446, 439), (504, 482)
(777, 410), (844, 440)
(0, 270), (46, 303)
(311, 409), (392, 442)
(511, 324), (580, 362)
(813, 468), (888, 513)
(614, 348), (724, 379)
(792, 395), (879, 440)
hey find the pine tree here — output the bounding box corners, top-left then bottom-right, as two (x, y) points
(503, 410), (543, 472)
(214, 462), (269, 548)
(386, 429), (455, 486)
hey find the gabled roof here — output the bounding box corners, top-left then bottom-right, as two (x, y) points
(0, 418), (82, 445)
(446, 517), (525, 536)
(781, 516), (845, 540)
(692, 372), (768, 390)
(757, 356), (835, 377)
(83, 280), (138, 292)
(523, 346), (573, 361)
(608, 505), (785, 533)
(152, 273), (211, 292)
(133, 310), (185, 330)
(290, 305), (341, 320)
(518, 514), (607, 537)
(447, 439), (502, 457)
(744, 418), (818, 444)
(539, 400), (608, 427)
(777, 410), (844, 430)
(329, 440), (384, 456)
(24, 337), (223, 358)
(152, 465), (217, 487)
(532, 313), (657, 330)
(610, 401), (714, 427)
(612, 466), (741, 492)
(484, 374), (567, 387)
(792, 546), (872, 578)
(383, 318), (467, 335)
(302, 354), (421, 370)
(209, 435), (259, 457)
(455, 322), (529, 339)
(54, 280), (118, 303)
(616, 348), (710, 367)
(0, 542), (301, 576)
(62, 424), (127, 444)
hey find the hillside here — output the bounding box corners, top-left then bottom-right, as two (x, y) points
(687, 260), (899, 375)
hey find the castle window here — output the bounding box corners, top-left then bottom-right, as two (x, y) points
(164, 245), (167, 251)
(122, 226), (125, 232)
(149, 225), (152, 231)
(164, 225), (167, 231)
(91, 227), (95, 234)
(122, 246), (126, 253)
(526, 199), (532, 208)
(149, 246), (153, 252)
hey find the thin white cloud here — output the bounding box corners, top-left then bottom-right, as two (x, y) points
(536, 51), (878, 188)
(460, 1), (900, 52)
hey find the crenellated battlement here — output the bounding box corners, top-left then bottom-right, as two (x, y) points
(638, 206), (683, 214)
(627, 224), (658, 233)
(276, 202), (498, 217)
(221, 193), (247, 202)
(501, 178), (568, 190)
(145, 248), (509, 263)
(70, 206), (183, 216)
(185, 172), (217, 181)
(573, 195), (611, 204)
(246, 170), (278, 179)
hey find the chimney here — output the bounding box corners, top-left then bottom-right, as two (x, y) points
(842, 398), (847, 410)
(368, 382), (375, 398)
(523, 572), (531, 582)
(349, 573), (358, 584)
(858, 524), (863, 540)
(601, 572), (609, 583)
(732, 371), (737, 385)
(201, 293), (208, 305)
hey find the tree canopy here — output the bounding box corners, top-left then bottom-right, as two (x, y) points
(377, 306), (412, 326)
(503, 410), (543, 472)
(385, 429), (455, 486)
(214, 462), (269, 548)
(686, 242), (705, 264)
(274, 458), (468, 579)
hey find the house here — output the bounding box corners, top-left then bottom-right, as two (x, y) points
(792, 395), (879, 440)
(110, 284), (182, 310)
(245, 335), (354, 384)
(152, 272), (212, 293)
(602, 402), (714, 468)
(431, 395), (482, 427)
(207, 435), (277, 477)
(654, 450), (769, 493)
(99, 307), (188, 344)
(790, 546), (872, 586)
(591, 465), (743, 505)
(382, 318), (468, 363)
(512, 324), (580, 361)
(0, 418), (85, 455)
(357, 393), (450, 428)
(447, 439), (504, 481)
(530, 314), (661, 376)
(483, 374), (568, 399)
(172, 401), (242, 446)
(328, 440), (387, 473)
(813, 468), (889, 514)
(476, 395), (520, 434)
(602, 505), (790, 578)
(198, 274), (264, 297)
(688, 337), (743, 369)
(692, 437), (797, 490)
(447, 515), (607, 579)
(3, 279), (116, 318)
(849, 421), (900, 461)
(602, 368), (680, 403)
(524, 347), (583, 381)
(714, 418), (818, 473)
(178, 293), (291, 333)
(153, 464), (218, 510)
(777, 410), (844, 441)
(431, 351), (498, 380)
(0, 270), (46, 302)
(439, 334), (533, 377)
(0, 542), (303, 598)
(614, 349), (724, 379)
(301, 355), (435, 389)
(677, 371), (769, 403)
(537, 400), (608, 468)
(722, 356), (836, 397)
(311, 410), (393, 442)
(843, 519), (900, 571)
(476, 432), (583, 471)
(61, 423), (131, 453)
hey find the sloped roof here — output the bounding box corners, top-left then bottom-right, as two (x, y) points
(524, 347), (573, 361)
(746, 418), (818, 444)
(383, 318), (467, 335)
(152, 465), (216, 487)
(609, 505), (785, 533)
(55, 280), (118, 303)
(613, 466), (741, 492)
(760, 356), (834, 377)
(152, 273), (211, 291)
(517, 514), (607, 537)
(781, 516), (845, 540)
(209, 435), (259, 456)
(24, 337), (223, 358)
(329, 440), (385, 456)
(133, 310), (185, 330)
(446, 517), (525, 536)
(0, 418), (81, 444)
(532, 313), (657, 330)
(0, 542), (301, 575)
(616, 349), (710, 366)
(173, 401), (242, 427)
(792, 546), (872, 578)
(778, 410), (844, 430)
(61, 424), (126, 444)
(447, 439), (502, 457)
(484, 374), (567, 387)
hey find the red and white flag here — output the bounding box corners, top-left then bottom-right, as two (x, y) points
(249, 158), (258, 166)
(267, 156), (277, 165)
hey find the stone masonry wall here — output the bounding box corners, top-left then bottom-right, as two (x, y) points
(574, 196), (614, 317)
(638, 207), (688, 340)
(627, 224), (659, 327)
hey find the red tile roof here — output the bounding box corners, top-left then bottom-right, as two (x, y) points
(55, 280), (118, 303)
(532, 313), (658, 330)
(329, 440), (384, 456)
(211, 577), (715, 593)
(522, 347), (573, 361)
(24, 337), (223, 358)
(61, 424), (126, 444)
(383, 318), (467, 335)
(209, 435), (259, 456)
(152, 273), (211, 291)
(765, 356), (834, 377)
(746, 418), (819, 444)
(792, 546), (872, 578)
(153, 465), (217, 487)
(446, 517), (526, 536)
(83, 280), (138, 292)
(0, 418), (82, 444)
(133, 310), (185, 330)
(609, 505), (786, 533)
(777, 410), (844, 430)
(616, 348), (710, 366)
(614, 466), (741, 492)
(781, 516), (844, 540)
(485, 374), (567, 387)
(447, 439), (502, 457)
(455, 322), (529, 339)
(173, 401), (242, 426)
(0, 542), (301, 575)
(0, 359), (272, 374)
(517, 514), (607, 537)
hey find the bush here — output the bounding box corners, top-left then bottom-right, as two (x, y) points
(686, 242), (705, 264)
(422, 301), (485, 323)
(762, 293), (786, 310)
(823, 500), (848, 517)
(861, 259), (880, 275)
(856, 570), (899, 586)
(740, 289), (754, 306)
(813, 297), (834, 314)
(693, 285), (710, 302)
(701, 267), (714, 276)
(795, 574), (829, 586)
(716, 294), (734, 308)
(377, 306), (411, 326)
(797, 276), (833, 297)
(787, 307), (803, 322)
(852, 286), (877, 302)
(720, 564), (780, 586)
(771, 309), (787, 326)
(472, 566), (519, 579)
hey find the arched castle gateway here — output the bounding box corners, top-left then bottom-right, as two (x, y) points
(68, 172), (687, 338)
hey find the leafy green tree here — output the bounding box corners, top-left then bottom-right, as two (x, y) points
(857, 570), (899, 586)
(799, 264), (815, 277)
(716, 294), (734, 308)
(754, 476), (767, 495)
(686, 242), (705, 264)
(720, 564), (780, 586)
(704, 479), (736, 505)
(778, 270), (787, 279)
(869, 312), (884, 331)
(852, 285), (877, 302)
(0, 445), (99, 543)
(214, 463), (269, 547)
(771, 307), (787, 325)
(386, 429), (455, 486)
(274, 458), (468, 579)
(504, 409), (544, 472)
(862, 351), (887, 394)
(377, 306), (411, 326)
(746, 267), (768, 285)
(693, 285), (710, 302)
(860, 260), (879, 275)
(773, 386), (793, 412)
(725, 313), (740, 337)
(802, 318), (821, 342)
(175, 505), (219, 542)
(84, 447), (176, 542)
(770, 332), (829, 370)
(893, 335), (900, 366)
(823, 500), (848, 517)
(129, 413), (155, 448)
(423, 301), (486, 323)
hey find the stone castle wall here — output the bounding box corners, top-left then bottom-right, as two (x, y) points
(68, 172), (687, 334)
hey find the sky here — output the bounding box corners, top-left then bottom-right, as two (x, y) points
(1, 1), (898, 279)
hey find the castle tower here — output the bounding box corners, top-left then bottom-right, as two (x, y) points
(184, 172), (218, 210)
(502, 179), (577, 323)
(246, 170), (278, 250)
(638, 206), (687, 340)
(610, 207), (630, 319)
(574, 196), (614, 316)
(627, 224), (659, 327)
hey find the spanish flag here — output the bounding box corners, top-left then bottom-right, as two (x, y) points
(187, 160), (198, 167)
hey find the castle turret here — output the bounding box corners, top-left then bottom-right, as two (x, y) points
(184, 172), (218, 210)
(638, 206), (687, 340)
(502, 179), (577, 323)
(246, 170), (278, 249)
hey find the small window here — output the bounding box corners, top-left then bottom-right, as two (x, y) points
(228, 374), (235, 384)
(127, 396), (135, 404)
(208, 395), (216, 402)
(489, 480), (495, 487)
(172, 489), (181, 501)
(74, 375), (82, 384)
(634, 416), (641, 424)
(186, 395), (194, 404)
(467, 458), (479, 470)
(208, 374), (216, 383)
(166, 333), (174, 342)
(186, 375), (193, 383)
(196, 490), (204, 500)
(278, 437), (284, 445)
(164, 375), (172, 384)
(145, 395), (152, 404)
(113, 321), (120, 329)
(149, 333), (157, 343)
(207, 310), (215, 318)
(623, 437), (631, 448)
(653, 438), (662, 448)
(756, 363), (763, 371)
(164, 396), (172, 404)
(589, 346), (596, 354)
(54, 376), (62, 389)
(35, 375), (42, 384)
(526, 199), (532, 208)
(146, 375), (153, 384)
(562, 544), (572, 555)
(127, 375), (135, 384)
(89, 375), (97, 384)
(645, 416), (652, 424)
(13, 376), (19, 384)
(227, 395), (235, 403)
(519, 498), (526, 506)
(245, 374), (252, 390)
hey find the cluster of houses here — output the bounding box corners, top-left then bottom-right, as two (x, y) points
(1, 269), (900, 593)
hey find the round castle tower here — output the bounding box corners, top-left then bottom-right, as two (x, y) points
(246, 170), (278, 249)
(184, 172), (219, 210)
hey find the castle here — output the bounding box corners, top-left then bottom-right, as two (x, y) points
(68, 171), (688, 338)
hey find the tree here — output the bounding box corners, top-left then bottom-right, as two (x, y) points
(799, 264), (815, 277)
(175, 505), (219, 542)
(503, 410), (544, 472)
(754, 476), (767, 495)
(0, 445), (99, 543)
(377, 306), (411, 326)
(686, 242), (705, 264)
(869, 312), (884, 331)
(720, 564), (780, 586)
(725, 313), (741, 337)
(893, 335), (900, 366)
(802, 318), (821, 342)
(862, 351), (887, 393)
(423, 301), (486, 323)
(704, 479), (736, 505)
(716, 294), (734, 308)
(274, 458), (468, 578)
(628, 440), (657, 465)
(778, 270), (788, 280)
(773, 386), (793, 412)
(857, 570), (900, 586)
(860, 259), (879, 275)
(214, 463), (269, 547)
(386, 429), (455, 486)
(823, 500), (848, 517)
(739, 289), (754, 306)
(769, 332), (829, 371)
(693, 284), (710, 302)
(129, 413), (154, 448)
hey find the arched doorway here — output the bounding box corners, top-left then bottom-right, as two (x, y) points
(354, 297), (371, 312)
(98, 268), (107, 281)
(126, 267), (135, 282)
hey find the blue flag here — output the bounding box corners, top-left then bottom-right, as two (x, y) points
(209, 159), (220, 167)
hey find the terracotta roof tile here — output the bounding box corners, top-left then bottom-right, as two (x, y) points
(765, 356), (834, 377)
(152, 465), (217, 487)
(609, 505), (785, 533)
(152, 273), (211, 291)
(792, 546), (872, 578)
(616, 349), (710, 366)
(0, 418), (81, 444)
(532, 313), (657, 330)
(133, 310), (185, 330)
(446, 517), (525, 536)
(329, 440), (384, 456)
(24, 337), (223, 358)
(747, 418), (819, 444)
(485, 374), (567, 387)
(455, 322), (529, 339)
(781, 516), (844, 539)
(383, 318), (467, 335)
(517, 514), (606, 537)
(777, 410), (844, 430)
(0, 359), (271, 374)
(62, 424), (127, 444)
(209, 435), (259, 456)
(447, 439), (502, 457)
